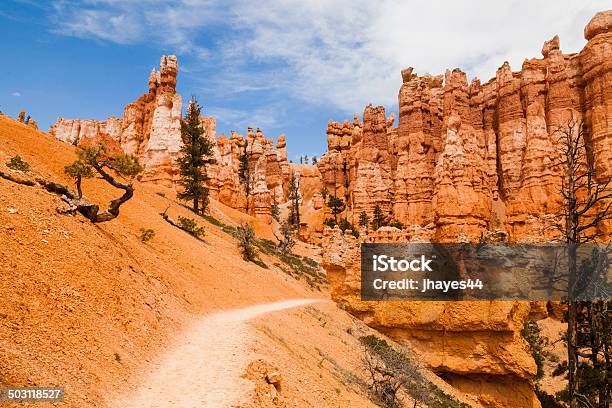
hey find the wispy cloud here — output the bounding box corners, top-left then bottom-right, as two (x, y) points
(11, 92), (21, 97)
(51, 0), (222, 51)
(49, 0), (608, 115)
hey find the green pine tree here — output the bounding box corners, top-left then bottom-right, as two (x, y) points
(238, 140), (251, 211)
(359, 211), (370, 233)
(371, 205), (386, 231)
(176, 97), (216, 213)
(327, 195), (345, 223)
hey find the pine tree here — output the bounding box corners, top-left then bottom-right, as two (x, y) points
(320, 186), (329, 201)
(276, 219), (296, 254)
(288, 170), (301, 227)
(327, 195), (345, 223)
(371, 205), (386, 231)
(176, 97), (215, 214)
(271, 203), (280, 222)
(238, 140), (251, 211)
(359, 211), (370, 233)
(312, 156), (318, 165)
(342, 158), (349, 188)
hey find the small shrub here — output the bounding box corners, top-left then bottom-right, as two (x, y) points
(339, 218), (359, 238)
(358, 211), (370, 229)
(521, 319), (550, 380)
(236, 221), (256, 261)
(277, 220), (296, 254)
(323, 218), (337, 228)
(178, 216), (205, 238)
(536, 388), (564, 408)
(320, 186), (329, 201)
(6, 155), (30, 172)
(139, 228), (155, 242)
(389, 220), (404, 229)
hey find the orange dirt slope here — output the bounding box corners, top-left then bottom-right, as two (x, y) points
(0, 114), (322, 407)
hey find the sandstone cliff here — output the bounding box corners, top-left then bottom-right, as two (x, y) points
(317, 11), (612, 243)
(321, 226), (540, 407)
(317, 11), (612, 408)
(207, 127), (290, 221)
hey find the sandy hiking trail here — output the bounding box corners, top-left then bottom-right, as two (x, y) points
(109, 299), (320, 408)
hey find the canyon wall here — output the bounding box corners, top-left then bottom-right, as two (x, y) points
(317, 10), (612, 243)
(321, 226), (540, 408)
(318, 10), (612, 408)
(207, 127), (290, 221)
(49, 56), (291, 220)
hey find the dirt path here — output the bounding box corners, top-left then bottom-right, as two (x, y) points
(109, 299), (320, 408)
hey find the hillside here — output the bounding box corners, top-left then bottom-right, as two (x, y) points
(0, 114), (330, 406)
(0, 114), (480, 407)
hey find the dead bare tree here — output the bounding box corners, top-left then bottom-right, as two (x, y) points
(553, 117), (611, 408)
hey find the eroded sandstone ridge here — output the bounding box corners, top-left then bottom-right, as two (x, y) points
(322, 227), (540, 407)
(49, 56), (291, 218)
(207, 127), (290, 220)
(317, 10), (612, 243)
(318, 11), (612, 408)
(50, 56), (183, 186)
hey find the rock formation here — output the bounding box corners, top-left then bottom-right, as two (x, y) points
(207, 127), (290, 220)
(317, 11), (612, 243)
(318, 11), (612, 408)
(49, 56), (291, 220)
(321, 227), (540, 407)
(50, 55), (183, 186)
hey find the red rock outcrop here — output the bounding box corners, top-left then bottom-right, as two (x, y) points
(49, 57), (291, 219)
(318, 11), (612, 408)
(206, 127), (291, 220)
(317, 11), (612, 243)
(321, 227), (539, 408)
(50, 55), (183, 186)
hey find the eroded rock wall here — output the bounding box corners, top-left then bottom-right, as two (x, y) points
(49, 55), (183, 187)
(317, 11), (612, 243)
(208, 127), (290, 221)
(318, 11), (612, 408)
(321, 227), (539, 408)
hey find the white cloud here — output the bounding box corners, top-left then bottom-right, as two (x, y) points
(51, 0), (608, 114)
(11, 92), (21, 97)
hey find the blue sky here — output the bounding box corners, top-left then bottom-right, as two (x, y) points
(0, 1), (607, 159)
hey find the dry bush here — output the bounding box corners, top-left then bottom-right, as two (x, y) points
(6, 155), (30, 172)
(236, 222), (256, 261)
(139, 228), (156, 242)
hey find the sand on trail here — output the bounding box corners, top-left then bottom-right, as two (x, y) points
(109, 299), (320, 408)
